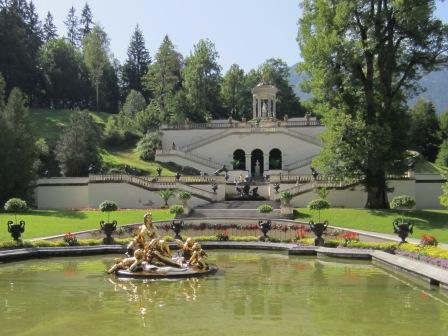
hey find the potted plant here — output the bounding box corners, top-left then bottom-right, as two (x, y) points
(307, 198), (331, 246)
(159, 189), (175, 208)
(99, 200), (118, 244)
(280, 191), (294, 216)
(178, 191), (192, 215)
(390, 195), (416, 243)
(170, 219), (184, 239)
(4, 198), (28, 241)
(258, 220), (272, 241)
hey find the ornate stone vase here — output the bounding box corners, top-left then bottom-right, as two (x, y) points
(309, 221), (328, 246)
(7, 221), (25, 241)
(100, 220), (117, 244)
(171, 220), (184, 239)
(258, 220), (272, 241)
(393, 220), (414, 243)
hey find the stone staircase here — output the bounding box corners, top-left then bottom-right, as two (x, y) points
(191, 200), (281, 218)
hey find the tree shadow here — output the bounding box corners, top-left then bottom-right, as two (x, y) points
(368, 209), (448, 230)
(293, 210), (311, 220)
(30, 210), (87, 219)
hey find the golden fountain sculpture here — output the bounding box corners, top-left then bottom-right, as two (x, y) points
(107, 213), (217, 279)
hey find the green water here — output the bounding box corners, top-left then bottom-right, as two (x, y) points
(0, 251), (448, 336)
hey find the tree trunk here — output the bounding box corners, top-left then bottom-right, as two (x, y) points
(365, 164), (389, 209)
(96, 83), (99, 113)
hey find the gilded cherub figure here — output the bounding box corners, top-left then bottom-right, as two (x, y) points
(188, 242), (209, 270)
(139, 213), (158, 240)
(107, 249), (145, 274)
(175, 237), (195, 261)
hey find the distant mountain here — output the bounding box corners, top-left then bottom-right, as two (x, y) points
(289, 65), (448, 113)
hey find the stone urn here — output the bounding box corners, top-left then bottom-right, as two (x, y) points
(100, 220), (117, 244)
(309, 221), (328, 246)
(258, 220), (272, 241)
(7, 221), (25, 241)
(393, 220), (414, 243)
(171, 220), (184, 240)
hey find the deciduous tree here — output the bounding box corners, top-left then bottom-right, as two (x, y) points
(298, 0), (448, 208)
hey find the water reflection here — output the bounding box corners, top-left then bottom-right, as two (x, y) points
(1, 252), (448, 336)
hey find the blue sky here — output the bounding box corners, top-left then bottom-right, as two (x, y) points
(33, 0), (448, 72)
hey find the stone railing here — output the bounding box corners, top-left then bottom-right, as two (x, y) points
(161, 119), (322, 130)
(89, 174), (217, 202)
(156, 149), (224, 170)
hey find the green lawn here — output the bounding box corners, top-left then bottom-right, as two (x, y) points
(30, 108), (109, 144)
(0, 209), (174, 242)
(295, 208), (448, 243)
(101, 148), (176, 176)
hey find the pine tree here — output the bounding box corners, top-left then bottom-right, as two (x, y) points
(143, 35), (182, 120)
(0, 87), (37, 204)
(64, 6), (81, 46)
(122, 24), (151, 95)
(80, 3), (93, 39)
(42, 11), (58, 42)
(24, 1), (42, 41)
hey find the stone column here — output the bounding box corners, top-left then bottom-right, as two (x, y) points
(263, 153), (270, 172)
(245, 154), (251, 175)
(252, 97), (256, 119)
(273, 98), (276, 118)
(258, 99), (262, 118)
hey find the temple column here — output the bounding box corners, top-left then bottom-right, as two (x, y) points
(258, 99), (262, 118)
(273, 98), (276, 118)
(252, 97), (256, 119)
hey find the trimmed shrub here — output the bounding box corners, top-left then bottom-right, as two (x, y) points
(390, 195), (416, 210)
(257, 204), (274, 213)
(307, 198), (331, 222)
(178, 191), (192, 201)
(4, 198), (28, 213)
(99, 200), (118, 222)
(169, 204), (184, 216)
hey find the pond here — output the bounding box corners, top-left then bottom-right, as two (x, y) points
(0, 251), (448, 336)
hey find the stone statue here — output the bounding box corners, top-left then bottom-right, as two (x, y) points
(255, 160), (261, 176)
(261, 101), (267, 116)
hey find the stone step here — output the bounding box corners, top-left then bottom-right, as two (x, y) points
(188, 208), (281, 219)
(196, 200), (280, 210)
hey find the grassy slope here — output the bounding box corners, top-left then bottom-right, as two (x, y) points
(30, 108), (176, 175)
(30, 108), (109, 144)
(101, 148), (176, 176)
(0, 209), (174, 242)
(295, 208), (448, 243)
